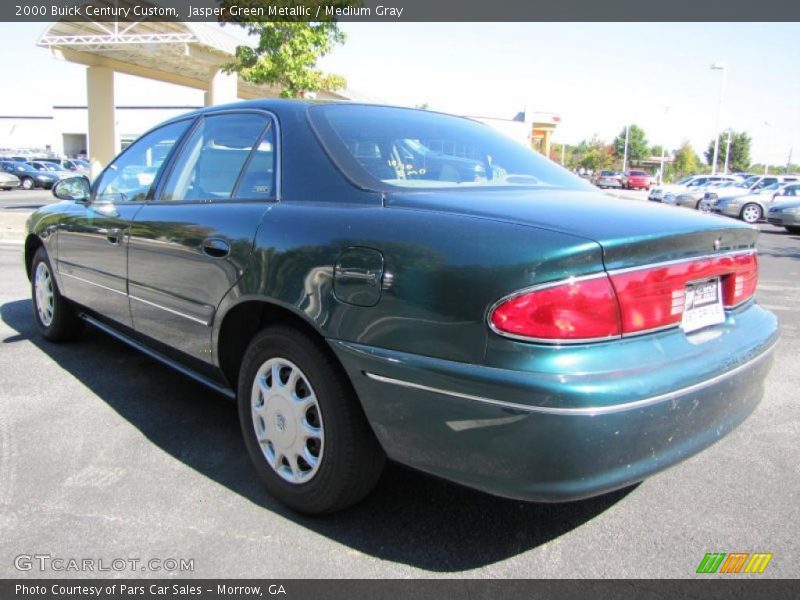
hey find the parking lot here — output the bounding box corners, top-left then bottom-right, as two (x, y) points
(0, 188), (798, 578)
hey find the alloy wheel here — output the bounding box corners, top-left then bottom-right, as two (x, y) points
(741, 204), (762, 224)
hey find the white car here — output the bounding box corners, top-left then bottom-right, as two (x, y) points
(648, 174), (740, 203)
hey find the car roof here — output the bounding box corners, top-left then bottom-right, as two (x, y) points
(158, 98), (480, 129)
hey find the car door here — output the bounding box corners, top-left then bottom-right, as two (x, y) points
(127, 111), (277, 363)
(56, 119), (192, 328)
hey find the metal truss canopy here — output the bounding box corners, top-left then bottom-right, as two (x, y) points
(37, 5), (345, 100)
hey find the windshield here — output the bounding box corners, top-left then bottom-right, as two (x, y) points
(308, 104), (592, 191)
(676, 177), (693, 185)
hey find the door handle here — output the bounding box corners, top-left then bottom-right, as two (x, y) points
(201, 238), (230, 258)
(106, 228), (123, 245)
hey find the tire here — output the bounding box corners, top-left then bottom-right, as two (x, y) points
(238, 325), (385, 514)
(21, 177), (34, 190)
(740, 203), (763, 224)
(786, 226), (800, 235)
(30, 247), (84, 342)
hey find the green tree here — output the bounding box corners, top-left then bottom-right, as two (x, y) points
(704, 131), (752, 173)
(612, 124), (649, 166)
(671, 141), (700, 178)
(650, 144), (665, 157)
(578, 137), (615, 171)
(221, 1), (355, 98)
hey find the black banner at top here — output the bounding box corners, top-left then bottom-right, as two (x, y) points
(5, 0), (800, 22)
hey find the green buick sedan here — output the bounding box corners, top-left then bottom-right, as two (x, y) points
(24, 101), (778, 514)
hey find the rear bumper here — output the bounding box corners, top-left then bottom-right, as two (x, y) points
(330, 304), (778, 502)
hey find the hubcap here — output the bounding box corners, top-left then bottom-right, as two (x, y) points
(250, 357), (324, 484)
(34, 262), (54, 327)
(742, 205), (761, 223)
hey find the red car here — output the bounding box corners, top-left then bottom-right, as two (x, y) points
(624, 170), (651, 190)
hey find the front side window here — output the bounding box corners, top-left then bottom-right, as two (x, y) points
(309, 104), (592, 191)
(95, 119), (191, 203)
(160, 113), (271, 202)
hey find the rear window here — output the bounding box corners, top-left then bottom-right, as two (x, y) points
(630, 171), (648, 176)
(308, 104), (591, 192)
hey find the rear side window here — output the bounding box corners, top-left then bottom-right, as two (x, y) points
(161, 113), (271, 202)
(234, 125), (277, 200)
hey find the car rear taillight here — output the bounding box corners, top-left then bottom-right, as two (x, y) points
(721, 252), (759, 307)
(489, 251), (758, 343)
(489, 275), (621, 341)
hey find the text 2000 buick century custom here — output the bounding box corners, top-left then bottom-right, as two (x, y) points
(25, 101), (778, 514)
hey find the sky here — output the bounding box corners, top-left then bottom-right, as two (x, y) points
(2, 21), (798, 165)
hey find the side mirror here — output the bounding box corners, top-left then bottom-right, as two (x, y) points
(52, 176), (90, 202)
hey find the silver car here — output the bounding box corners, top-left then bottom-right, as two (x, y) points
(767, 200), (800, 234)
(709, 181), (800, 224)
(0, 171), (20, 190)
(673, 180), (742, 210)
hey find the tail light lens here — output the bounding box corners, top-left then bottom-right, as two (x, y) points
(489, 251), (758, 343)
(489, 275), (621, 341)
(721, 252), (759, 307)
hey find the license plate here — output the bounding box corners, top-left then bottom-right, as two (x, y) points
(681, 278), (725, 333)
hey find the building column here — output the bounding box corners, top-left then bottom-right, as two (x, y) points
(86, 66), (117, 178)
(205, 68), (237, 107)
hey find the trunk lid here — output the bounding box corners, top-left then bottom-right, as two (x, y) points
(386, 189), (758, 270)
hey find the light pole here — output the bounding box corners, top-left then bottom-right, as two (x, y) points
(723, 129), (732, 174)
(763, 121), (770, 175)
(659, 105), (670, 184)
(622, 124), (630, 173)
(710, 61), (727, 175)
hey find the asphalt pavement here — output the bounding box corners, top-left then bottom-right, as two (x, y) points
(0, 201), (798, 578)
(0, 188), (54, 213)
